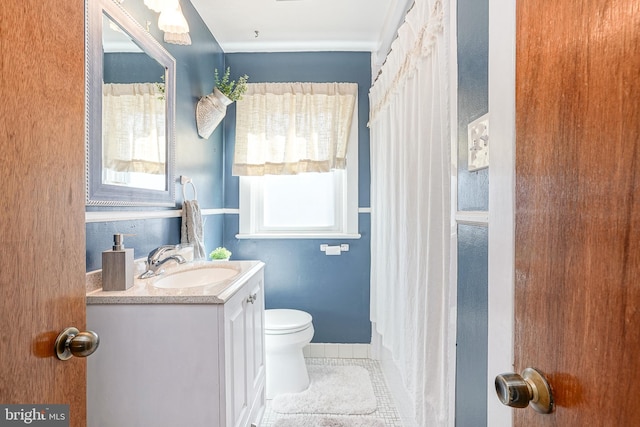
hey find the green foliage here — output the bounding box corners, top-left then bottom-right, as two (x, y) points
(209, 247), (232, 260)
(214, 67), (249, 102)
(156, 74), (165, 100)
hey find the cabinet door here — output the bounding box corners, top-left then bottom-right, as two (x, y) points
(225, 292), (250, 427)
(246, 276), (266, 415)
(223, 269), (266, 427)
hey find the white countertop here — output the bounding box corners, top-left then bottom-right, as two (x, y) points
(86, 260), (265, 305)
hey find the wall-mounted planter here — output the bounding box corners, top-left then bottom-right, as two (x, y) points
(196, 88), (233, 139)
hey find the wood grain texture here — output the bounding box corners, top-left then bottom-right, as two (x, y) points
(515, 0), (640, 425)
(0, 1), (86, 426)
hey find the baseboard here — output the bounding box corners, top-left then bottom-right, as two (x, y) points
(303, 343), (371, 359)
(370, 326), (418, 427)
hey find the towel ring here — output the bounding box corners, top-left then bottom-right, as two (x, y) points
(180, 176), (198, 201)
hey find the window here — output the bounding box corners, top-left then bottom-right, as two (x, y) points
(238, 144), (359, 238)
(236, 83), (359, 238)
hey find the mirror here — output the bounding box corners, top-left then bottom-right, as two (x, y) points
(86, 0), (176, 206)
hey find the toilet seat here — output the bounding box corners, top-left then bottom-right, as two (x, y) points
(265, 309), (313, 335)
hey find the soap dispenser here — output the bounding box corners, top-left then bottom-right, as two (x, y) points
(102, 233), (134, 291)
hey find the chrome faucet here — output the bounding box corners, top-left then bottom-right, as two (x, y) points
(139, 245), (187, 279)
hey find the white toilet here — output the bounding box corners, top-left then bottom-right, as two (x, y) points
(264, 309), (314, 399)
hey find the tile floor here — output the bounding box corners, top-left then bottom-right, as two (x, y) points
(260, 358), (403, 426)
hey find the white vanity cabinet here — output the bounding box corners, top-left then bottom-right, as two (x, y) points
(86, 262), (265, 427)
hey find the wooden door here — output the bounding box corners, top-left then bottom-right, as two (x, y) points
(515, 0), (640, 425)
(0, 1), (87, 426)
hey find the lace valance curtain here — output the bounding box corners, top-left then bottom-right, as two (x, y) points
(102, 82), (166, 175)
(232, 82), (357, 176)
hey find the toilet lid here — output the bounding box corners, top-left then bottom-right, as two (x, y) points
(265, 309), (313, 333)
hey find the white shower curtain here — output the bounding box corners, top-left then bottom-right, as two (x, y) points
(369, 0), (450, 425)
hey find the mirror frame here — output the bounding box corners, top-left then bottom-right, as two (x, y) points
(86, 0), (176, 206)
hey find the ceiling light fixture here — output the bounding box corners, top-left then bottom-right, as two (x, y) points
(158, 3), (189, 34)
(143, 0), (178, 13)
(144, 0), (191, 46)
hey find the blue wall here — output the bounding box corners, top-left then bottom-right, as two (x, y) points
(222, 52), (372, 343)
(457, 0), (489, 211)
(456, 224), (488, 426)
(456, 0), (489, 425)
(103, 52), (164, 84)
(86, 0), (225, 271)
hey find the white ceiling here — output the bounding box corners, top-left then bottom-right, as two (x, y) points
(190, 0), (412, 56)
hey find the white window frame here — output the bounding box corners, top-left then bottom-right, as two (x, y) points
(237, 102), (360, 239)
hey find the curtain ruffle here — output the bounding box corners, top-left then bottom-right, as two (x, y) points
(369, 0), (443, 124)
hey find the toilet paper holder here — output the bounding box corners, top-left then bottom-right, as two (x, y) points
(320, 244), (349, 255)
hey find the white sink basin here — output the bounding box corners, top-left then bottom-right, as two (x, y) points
(153, 266), (239, 289)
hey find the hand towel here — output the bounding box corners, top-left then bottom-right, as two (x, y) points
(181, 200), (205, 259)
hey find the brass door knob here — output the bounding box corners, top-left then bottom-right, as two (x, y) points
(495, 367), (554, 414)
(55, 327), (100, 360)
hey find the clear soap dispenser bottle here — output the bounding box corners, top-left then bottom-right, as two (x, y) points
(102, 233), (134, 291)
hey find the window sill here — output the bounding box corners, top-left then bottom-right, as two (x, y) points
(235, 233), (362, 240)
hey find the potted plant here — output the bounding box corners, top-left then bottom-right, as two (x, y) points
(209, 247), (232, 261)
(196, 67), (249, 139)
(213, 67), (249, 102)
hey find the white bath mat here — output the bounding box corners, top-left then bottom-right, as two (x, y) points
(271, 365), (377, 415)
(272, 415), (385, 427)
